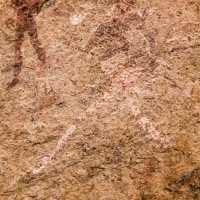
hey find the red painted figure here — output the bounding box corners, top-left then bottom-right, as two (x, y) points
(8, 0), (46, 89)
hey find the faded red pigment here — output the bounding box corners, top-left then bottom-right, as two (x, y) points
(7, 0), (46, 89)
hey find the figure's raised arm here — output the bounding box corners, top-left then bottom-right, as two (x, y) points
(29, 0), (46, 14)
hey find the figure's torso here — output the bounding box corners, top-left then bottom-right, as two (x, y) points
(15, 0), (39, 24)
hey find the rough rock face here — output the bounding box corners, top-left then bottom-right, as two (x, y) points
(0, 0), (200, 199)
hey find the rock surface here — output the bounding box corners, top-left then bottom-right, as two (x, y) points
(0, 0), (200, 199)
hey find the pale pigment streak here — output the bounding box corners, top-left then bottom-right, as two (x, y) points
(70, 13), (86, 25)
(126, 94), (165, 143)
(33, 125), (76, 174)
(138, 30), (151, 55)
(32, 53), (165, 175)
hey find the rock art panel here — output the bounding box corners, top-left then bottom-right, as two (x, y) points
(0, 0), (200, 199)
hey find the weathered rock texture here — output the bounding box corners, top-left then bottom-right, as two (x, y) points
(0, 0), (200, 199)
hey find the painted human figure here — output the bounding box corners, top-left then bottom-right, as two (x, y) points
(8, 0), (46, 89)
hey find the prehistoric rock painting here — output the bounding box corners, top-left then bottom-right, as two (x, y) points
(15, 0), (194, 180)
(7, 0), (46, 89)
(1, 0), (200, 198)
(31, 1), (169, 175)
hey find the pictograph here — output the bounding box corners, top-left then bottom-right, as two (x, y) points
(7, 0), (46, 89)
(32, 1), (168, 175)
(13, 0), (194, 179)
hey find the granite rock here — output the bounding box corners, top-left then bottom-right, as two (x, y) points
(0, 0), (200, 199)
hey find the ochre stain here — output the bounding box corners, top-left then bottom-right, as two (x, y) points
(39, 87), (57, 108)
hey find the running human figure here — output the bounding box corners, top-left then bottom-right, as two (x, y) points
(8, 0), (46, 89)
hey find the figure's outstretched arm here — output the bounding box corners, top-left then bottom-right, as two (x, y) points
(37, 0), (48, 14)
(28, 0), (39, 13)
(29, 0), (46, 14)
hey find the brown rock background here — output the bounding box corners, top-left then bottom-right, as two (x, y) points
(0, 0), (200, 199)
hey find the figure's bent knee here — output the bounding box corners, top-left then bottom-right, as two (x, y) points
(37, 47), (46, 63)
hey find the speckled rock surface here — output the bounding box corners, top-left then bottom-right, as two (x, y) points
(0, 0), (200, 199)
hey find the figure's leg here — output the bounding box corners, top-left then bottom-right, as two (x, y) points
(7, 24), (25, 90)
(14, 24), (25, 77)
(27, 18), (46, 64)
